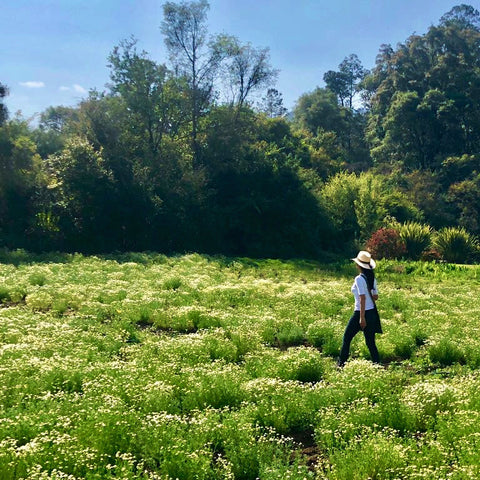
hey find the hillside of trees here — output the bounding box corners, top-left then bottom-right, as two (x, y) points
(1, 3), (479, 260)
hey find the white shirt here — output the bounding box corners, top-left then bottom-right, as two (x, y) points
(351, 274), (378, 311)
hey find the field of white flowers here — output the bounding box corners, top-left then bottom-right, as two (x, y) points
(1, 250), (480, 479)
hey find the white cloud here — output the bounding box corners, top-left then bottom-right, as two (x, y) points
(59, 84), (87, 95)
(73, 84), (87, 94)
(20, 81), (45, 88)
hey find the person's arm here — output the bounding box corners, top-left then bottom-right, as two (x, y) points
(372, 279), (379, 302)
(359, 294), (366, 329)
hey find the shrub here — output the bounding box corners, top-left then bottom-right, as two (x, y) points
(401, 380), (464, 431)
(427, 338), (466, 366)
(262, 319), (305, 348)
(432, 227), (479, 264)
(398, 221), (432, 260)
(306, 321), (341, 357)
(244, 347), (326, 383)
(420, 248), (442, 262)
(28, 272), (47, 286)
(163, 277), (182, 290)
(366, 228), (406, 259)
(0, 286), (11, 303)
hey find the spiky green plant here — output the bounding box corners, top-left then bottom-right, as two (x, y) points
(432, 227), (479, 264)
(398, 221), (432, 260)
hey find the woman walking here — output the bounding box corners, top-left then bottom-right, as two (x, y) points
(338, 251), (382, 367)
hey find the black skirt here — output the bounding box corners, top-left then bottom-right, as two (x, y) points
(364, 307), (383, 334)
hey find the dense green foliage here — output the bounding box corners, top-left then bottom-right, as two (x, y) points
(398, 221), (433, 260)
(432, 226), (479, 263)
(1, 252), (480, 478)
(0, 83), (8, 126)
(1, 3), (479, 260)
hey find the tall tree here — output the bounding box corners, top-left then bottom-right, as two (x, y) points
(293, 87), (370, 168)
(108, 37), (185, 158)
(33, 105), (80, 158)
(293, 87), (347, 135)
(366, 6), (480, 170)
(45, 137), (119, 252)
(324, 54), (368, 108)
(161, 0), (225, 166)
(258, 88), (288, 118)
(339, 54), (368, 109)
(447, 173), (480, 234)
(222, 38), (277, 109)
(323, 70), (350, 107)
(39, 105), (78, 134)
(0, 83), (8, 126)
(439, 4), (480, 30)
(0, 119), (43, 248)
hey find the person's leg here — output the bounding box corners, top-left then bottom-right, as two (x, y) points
(363, 326), (380, 364)
(338, 312), (360, 366)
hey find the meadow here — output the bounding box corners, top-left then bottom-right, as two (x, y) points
(0, 250), (480, 479)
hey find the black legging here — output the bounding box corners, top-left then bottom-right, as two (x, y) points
(339, 310), (380, 364)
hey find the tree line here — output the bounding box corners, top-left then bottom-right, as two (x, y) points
(1, 2), (479, 260)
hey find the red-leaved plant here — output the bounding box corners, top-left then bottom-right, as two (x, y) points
(366, 228), (407, 259)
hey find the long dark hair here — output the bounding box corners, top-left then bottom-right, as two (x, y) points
(360, 267), (375, 291)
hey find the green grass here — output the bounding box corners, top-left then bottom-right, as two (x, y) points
(0, 251), (480, 478)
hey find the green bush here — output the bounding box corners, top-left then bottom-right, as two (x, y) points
(0, 285), (11, 302)
(427, 338), (466, 366)
(398, 221), (432, 260)
(432, 227), (479, 264)
(163, 276), (182, 290)
(306, 321), (341, 356)
(245, 347), (325, 383)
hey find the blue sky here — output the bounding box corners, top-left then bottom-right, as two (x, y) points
(1, 0), (464, 121)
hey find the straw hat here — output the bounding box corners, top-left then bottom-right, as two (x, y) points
(352, 250), (376, 269)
